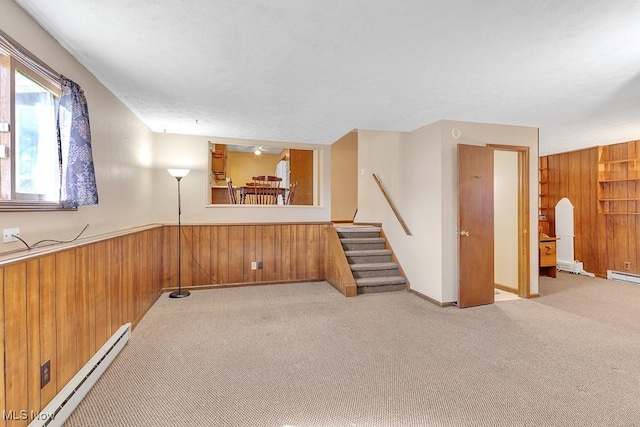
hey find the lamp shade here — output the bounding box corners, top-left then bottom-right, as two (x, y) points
(167, 168), (190, 178)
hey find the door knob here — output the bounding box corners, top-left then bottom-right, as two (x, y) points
(460, 230), (470, 237)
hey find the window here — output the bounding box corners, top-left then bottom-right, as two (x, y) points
(0, 36), (65, 211)
(208, 142), (318, 206)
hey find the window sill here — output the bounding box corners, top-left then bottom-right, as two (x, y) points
(0, 200), (77, 212)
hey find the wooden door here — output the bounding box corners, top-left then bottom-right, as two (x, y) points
(290, 149), (313, 205)
(458, 144), (494, 308)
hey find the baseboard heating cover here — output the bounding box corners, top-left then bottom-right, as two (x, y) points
(557, 260), (595, 277)
(607, 270), (640, 286)
(28, 323), (131, 427)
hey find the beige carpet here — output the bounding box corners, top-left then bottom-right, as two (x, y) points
(65, 275), (640, 427)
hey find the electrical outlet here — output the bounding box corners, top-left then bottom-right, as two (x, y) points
(623, 262), (631, 270)
(3, 228), (19, 243)
(257, 261), (263, 269)
(41, 360), (51, 388)
(251, 261), (257, 270)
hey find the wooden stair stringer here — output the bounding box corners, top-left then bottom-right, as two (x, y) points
(325, 225), (358, 297)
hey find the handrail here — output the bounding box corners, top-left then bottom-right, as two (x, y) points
(372, 173), (412, 236)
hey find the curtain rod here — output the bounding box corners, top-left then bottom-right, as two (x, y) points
(0, 29), (61, 84)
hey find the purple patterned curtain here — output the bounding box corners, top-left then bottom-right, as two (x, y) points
(57, 76), (98, 208)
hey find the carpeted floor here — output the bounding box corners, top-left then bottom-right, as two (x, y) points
(65, 274), (640, 427)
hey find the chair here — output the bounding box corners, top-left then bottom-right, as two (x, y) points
(226, 177), (237, 204)
(251, 175), (282, 204)
(285, 181), (297, 205)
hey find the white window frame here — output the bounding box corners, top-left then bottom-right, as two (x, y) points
(0, 34), (72, 212)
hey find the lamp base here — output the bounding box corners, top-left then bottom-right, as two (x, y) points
(169, 290), (191, 298)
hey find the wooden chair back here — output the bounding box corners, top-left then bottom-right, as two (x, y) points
(251, 175), (282, 204)
(286, 181), (297, 205)
(226, 177), (237, 204)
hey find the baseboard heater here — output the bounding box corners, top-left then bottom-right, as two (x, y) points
(557, 260), (595, 277)
(29, 323), (131, 427)
(607, 270), (640, 286)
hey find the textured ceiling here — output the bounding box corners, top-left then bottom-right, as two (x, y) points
(15, 0), (640, 154)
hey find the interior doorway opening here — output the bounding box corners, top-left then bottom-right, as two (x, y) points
(489, 144), (530, 299)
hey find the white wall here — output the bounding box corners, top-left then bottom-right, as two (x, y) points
(356, 125), (444, 301)
(226, 151), (281, 188)
(152, 133), (331, 224)
(357, 120), (539, 304)
(494, 150), (519, 290)
(0, 1), (155, 255)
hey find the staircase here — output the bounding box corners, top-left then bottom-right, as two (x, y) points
(335, 226), (407, 294)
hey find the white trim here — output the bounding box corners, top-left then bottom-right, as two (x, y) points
(607, 270), (640, 286)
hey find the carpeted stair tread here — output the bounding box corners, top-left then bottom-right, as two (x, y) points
(355, 276), (407, 287)
(350, 262), (399, 271)
(340, 237), (386, 251)
(335, 226), (381, 233)
(358, 284), (407, 294)
(344, 249), (392, 256)
(340, 237), (386, 244)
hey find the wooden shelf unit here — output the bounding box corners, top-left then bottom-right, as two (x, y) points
(211, 143), (227, 182)
(538, 156), (550, 235)
(597, 145), (640, 215)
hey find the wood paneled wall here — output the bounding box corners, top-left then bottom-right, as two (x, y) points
(0, 227), (163, 427)
(543, 140), (640, 278)
(161, 223), (330, 289)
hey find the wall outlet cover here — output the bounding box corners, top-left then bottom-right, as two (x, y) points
(41, 360), (51, 388)
(3, 228), (19, 243)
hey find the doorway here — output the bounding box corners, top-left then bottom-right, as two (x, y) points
(457, 144), (530, 307)
(489, 144), (530, 299)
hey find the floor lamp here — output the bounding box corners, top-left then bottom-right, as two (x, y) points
(167, 168), (191, 298)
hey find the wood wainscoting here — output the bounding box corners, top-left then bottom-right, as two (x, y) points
(161, 223), (330, 289)
(0, 226), (164, 427)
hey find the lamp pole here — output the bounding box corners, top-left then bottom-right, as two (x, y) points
(168, 169), (190, 298)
